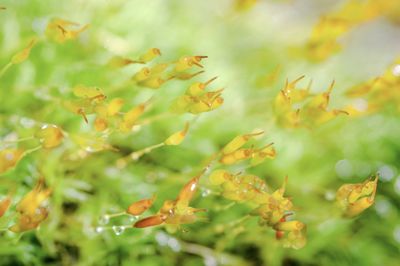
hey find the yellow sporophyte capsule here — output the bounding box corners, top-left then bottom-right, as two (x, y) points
(139, 48), (161, 63)
(94, 117), (108, 132)
(16, 178), (51, 218)
(133, 67), (151, 82)
(186, 76), (218, 96)
(164, 122), (190, 146)
(176, 174), (201, 206)
(107, 98), (124, 116)
(126, 195), (156, 216)
(251, 143), (276, 166)
(219, 148), (254, 165)
(307, 80), (335, 110)
(170, 95), (193, 113)
(209, 169), (231, 185)
(175, 55), (207, 72)
(72, 85), (103, 98)
(274, 221), (305, 232)
(45, 18), (88, 43)
(11, 38), (37, 65)
(336, 176), (378, 218)
(121, 101), (149, 129)
(150, 63), (169, 75)
(139, 76), (166, 89)
(0, 148), (25, 174)
(222, 131), (264, 154)
(107, 56), (137, 68)
(34, 124), (64, 149)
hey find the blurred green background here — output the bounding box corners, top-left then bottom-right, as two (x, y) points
(1, 0), (400, 265)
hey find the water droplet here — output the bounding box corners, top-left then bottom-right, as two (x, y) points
(393, 226), (400, 243)
(155, 232), (169, 246)
(99, 215), (110, 225)
(20, 117), (36, 128)
(167, 237), (181, 252)
(132, 125), (142, 132)
(129, 216), (140, 222)
(378, 165), (395, 182)
(392, 64), (400, 76)
(112, 225), (125, 236)
(335, 159), (353, 179)
(375, 199), (391, 217)
(95, 226), (104, 233)
(201, 189), (211, 197)
(352, 98), (368, 112)
(394, 176), (400, 195)
(324, 190), (335, 201)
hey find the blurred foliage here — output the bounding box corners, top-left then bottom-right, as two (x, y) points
(1, 0), (400, 265)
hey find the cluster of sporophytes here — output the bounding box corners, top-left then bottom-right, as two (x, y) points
(1, 1), (394, 256)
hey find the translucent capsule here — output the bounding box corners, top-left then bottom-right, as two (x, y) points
(11, 38), (37, 65)
(126, 195), (156, 216)
(139, 48), (161, 63)
(164, 122), (190, 146)
(34, 124), (64, 149)
(0, 148), (25, 174)
(222, 131), (264, 154)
